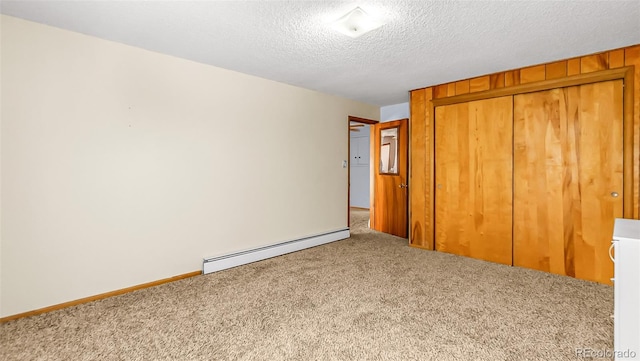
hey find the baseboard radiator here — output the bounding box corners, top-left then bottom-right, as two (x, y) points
(203, 228), (350, 274)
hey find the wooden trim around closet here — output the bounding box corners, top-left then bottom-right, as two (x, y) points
(431, 67), (632, 107)
(623, 66), (635, 219)
(0, 270), (202, 323)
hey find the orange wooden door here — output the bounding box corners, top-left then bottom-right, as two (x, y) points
(434, 96), (513, 265)
(371, 119), (408, 238)
(513, 80), (623, 285)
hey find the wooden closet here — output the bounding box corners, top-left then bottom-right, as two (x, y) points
(409, 45), (640, 285)
(435, 96), (513, 266)
(513, 80), (623, 283)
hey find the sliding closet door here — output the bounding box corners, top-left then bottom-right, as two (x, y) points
(513, 80), (623, 284)
(434, 96), (513, 265)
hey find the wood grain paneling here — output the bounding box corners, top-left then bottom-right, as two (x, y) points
(545, 61), (567, 80)
(470, 76), (490, 93)
(409, 44), (640, 282)
(567, 58), (581, 76)
(447, 83), (456, 97)
(581, 53), (608, 73)
(625, 45), (640, 219)
(434, 96), (513, 265)
(513, 80), (623, 285)
(610, 49), (625, 68)
(434, 84), (448, 99)
(490, 73), (505, 89)
(409, 88), (432, 248)
(455, 80), (470, 95)
(505, 70), (520, 87)
(520, 65), (545, 84)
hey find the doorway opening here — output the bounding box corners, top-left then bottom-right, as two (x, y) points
(347, 115), (378, 228)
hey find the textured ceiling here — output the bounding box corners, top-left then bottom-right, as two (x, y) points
(2, 1), (639, 106)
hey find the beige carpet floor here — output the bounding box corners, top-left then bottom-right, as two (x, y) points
(1, 209), (613, 360)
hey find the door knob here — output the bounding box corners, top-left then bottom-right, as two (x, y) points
(398, 183), (408, 189)
(611, 192), (619, 198)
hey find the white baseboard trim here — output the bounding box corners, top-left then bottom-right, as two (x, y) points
(203, 228), (350, 274)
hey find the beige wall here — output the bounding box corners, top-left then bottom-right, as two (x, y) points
(0, 15), (379, 317)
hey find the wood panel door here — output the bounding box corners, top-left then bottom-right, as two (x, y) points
(513, 80), (623, 285)
(434, 96), (513, 265)
(371, 119), (408, 238)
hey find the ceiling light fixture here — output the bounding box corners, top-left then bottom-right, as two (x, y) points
(330, 7), (384, 38)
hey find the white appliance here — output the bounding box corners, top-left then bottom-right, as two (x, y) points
(612, 218), (640, 360)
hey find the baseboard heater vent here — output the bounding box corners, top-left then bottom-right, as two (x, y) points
(203, 228), (350, 274)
